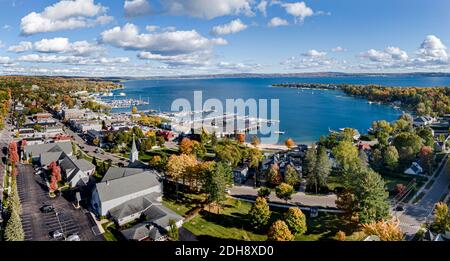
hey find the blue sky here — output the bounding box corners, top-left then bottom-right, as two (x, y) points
(0, 0), (449, 76)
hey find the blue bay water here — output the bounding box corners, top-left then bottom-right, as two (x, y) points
(114, 76), (450, 144)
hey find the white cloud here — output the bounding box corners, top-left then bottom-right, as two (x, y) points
(282, 2), (314, 23)
(0, 41), (4, 48)
(360, 47), (408, 63)
(162, 0), (254, 19)
(145, 25), (160, 32)
(8, 41), (33, 53)
(211, 19), (248, 36)
(17, 54), (128, 65)
(268, 17), (288, 27)
(417, 35), (448, 63)
(138, 51), (213, 67)
(0, 56), (12, 64)
(124, 0), (151, 17)
(331, 46), (345, 52)
(100, 23), (227, 55)
(20, 0), (111, 35)
(3, 25), (11, 31)
(34, 38), (71, 53)
(216, 61), (261, 71)
(302, 49), (327, 57)
(257, 1), (268, 16)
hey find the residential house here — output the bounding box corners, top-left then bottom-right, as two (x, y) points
(59, 156), (96, 187)
(233, 165), (249, 184)
(23, 141), (73, 166)
(404, 162), (424, 176)
(413, 116), (435, 127)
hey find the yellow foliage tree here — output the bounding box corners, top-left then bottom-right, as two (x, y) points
(285, 138), (296, 149)
(267, 220), (294, 241)
(362, 218), (404, 241)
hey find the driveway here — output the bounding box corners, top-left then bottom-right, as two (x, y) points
(230, 185), (337, 208)
(16, 164), (104, 241)
(395, 157), (449, 240)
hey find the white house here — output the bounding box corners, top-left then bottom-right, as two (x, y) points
(59, 156), (96, 187)
(404, 162), (424, 175)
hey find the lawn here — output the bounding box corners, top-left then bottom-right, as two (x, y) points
(162, 192), (206, 217)
(180, 198), (361, 241)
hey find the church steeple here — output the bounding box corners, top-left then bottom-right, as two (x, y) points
(130, 134), (139, 163)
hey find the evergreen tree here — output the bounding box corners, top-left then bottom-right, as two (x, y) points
(4, 211), (24, 241)
(307, 146), (331, 193)
(353, 169), (390, 224)
(303, 146), (317, 177)
(248, 197), (271, 231)
(383, 146), (399, 172)
(284, 164), (300, 186)
(168, 219), (179, 241)
(284, 208), (307, 236)
(204, 162), (232, 213)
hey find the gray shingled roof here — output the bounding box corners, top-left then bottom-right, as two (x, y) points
(109, 193), (159, 220)
(102, 167), (146, 181)
(95, 169), (161, 203)
(40, 151), (65, 166)
(25, 142), (72, 157)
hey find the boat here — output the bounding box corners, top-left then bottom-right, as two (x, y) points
(274, 131), (285, 135)
(119, 92), (126, 96)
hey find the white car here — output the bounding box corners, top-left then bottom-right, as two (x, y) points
(66, 234), (81, 241)
(51, 230), (64, 239)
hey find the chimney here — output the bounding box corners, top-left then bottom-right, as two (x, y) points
(106, 180), (109, 186)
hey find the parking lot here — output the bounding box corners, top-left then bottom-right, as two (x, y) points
(16, 164), (103, 241)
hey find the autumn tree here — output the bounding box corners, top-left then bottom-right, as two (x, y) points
(284, 208), (307, 236)
(179, 138), (194, 155)
(236, 133), (245, 144)
(250, 135), (261, 147)
(248, 197), (271, 231)
(49, 175), (58, 192)
(336, 231), (346, 241)
(284, 138), (296, 149)
(8, 141), (19, 164)
(267, 163), (282, 186)
(267, 220), (294, 241)
(433, 202), (450, 233)
(284, 164), (300, 186)
(332, 141), (359, 172)
(275, 183), (295, 203)
(419, 146), (434, 174)
(362, 219), (404, 241)
(394, 184), (406, 197)
(335, 189), (356, 218)
(131, 106), (138, 114)
(167, 154), (198, 193)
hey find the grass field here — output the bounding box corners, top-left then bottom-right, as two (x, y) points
(165, 196), (362, 241)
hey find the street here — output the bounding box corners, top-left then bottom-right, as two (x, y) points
(229, 185), (337, 208)
(396, 157), (449, 240)
(16, 164), (103, 241)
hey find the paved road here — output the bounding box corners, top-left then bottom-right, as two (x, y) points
(395, 158), (449, 240)
(16, 164), (103, 241)
(230, 185), (337, 208)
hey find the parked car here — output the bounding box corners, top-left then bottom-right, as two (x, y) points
(395, 205), (404, 211)
(66, 234), (80, 241)
(51, 230), (64, 239)
(40, 204), (55, 213)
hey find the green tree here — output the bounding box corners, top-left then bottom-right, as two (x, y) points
(168, 219), (179, 241)
(383, 146), (399, 172)
(393, 132), (423, 162)
(416, 126), (435, 147)
(303, 146), (317, 177)
(284, 164), (300, 186)
(275, 183), (295, 203)
(257, 187), (271, 199)
(267, 220), (294, 241)
(4, 211), (24, 241)
(204, 162), (232, 213)
(308, 146), (331, 193)
(284, 208), (307, 236)
(248, 197), (271, 231)
(332, 141), (359, 171)
(353, 169), (390, 224)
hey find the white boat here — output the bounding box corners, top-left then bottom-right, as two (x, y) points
(119, 92), (126, 96)
(274, 131), (285, 135)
